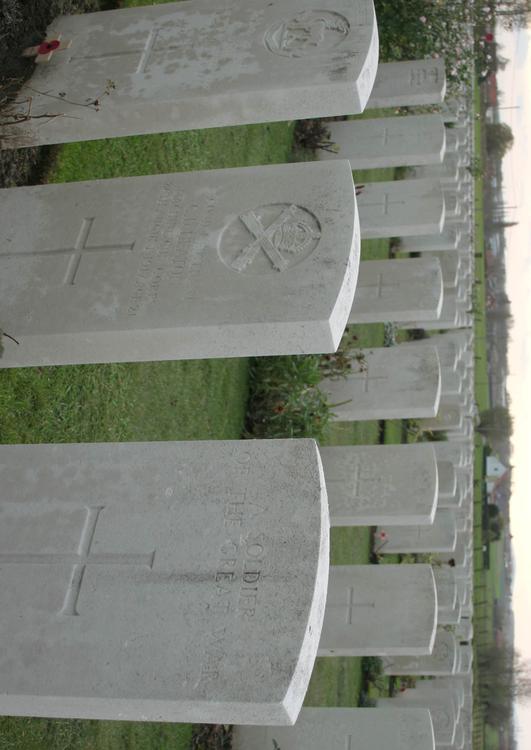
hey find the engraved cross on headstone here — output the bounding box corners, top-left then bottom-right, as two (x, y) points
(1, 217), (135, 285)
(361, 193), (407, 215)
(350, 366), (389, 393)
(0, 506), (155, 616)
(345, 586), (375, 625)
(70, 28), (174, 75)
(360, 272), (401, 299)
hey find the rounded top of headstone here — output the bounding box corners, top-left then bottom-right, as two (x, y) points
(0, 438), (330, 725)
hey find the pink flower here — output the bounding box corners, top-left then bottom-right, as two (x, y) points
(419, 15), (427, 23)
(379, 531), (388, 540)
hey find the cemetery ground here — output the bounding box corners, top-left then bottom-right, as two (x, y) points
(0, 2), (494, 750)
(0, 2), (394, 742)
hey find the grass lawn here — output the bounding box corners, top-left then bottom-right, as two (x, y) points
(0, 0), (410, 741)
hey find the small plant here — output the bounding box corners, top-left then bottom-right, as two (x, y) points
(319, 329), (364, 379)
(246, 355), (330, 440)
(294, 118), (337, 153)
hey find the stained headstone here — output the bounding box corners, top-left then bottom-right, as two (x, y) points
(321, 345), (441, 421)
(0, 161), (360, 367)
(348, 258), (443, 323)
(384, 630), (459, 676)
(366, 59), (446, 109)
(318, 564), (437, 656)
(0, 439), (329, 723)
(404, 229), (461, 252)
(357, 179), (445, 239)
(421, 405), (464, 433)
(320, 443), (438, 526)
(3, 0), (379, 148)
(319, 114), (446, 168)
(433, 567), (458, 611)
(437, 461), (457, 498)
(378, 691), (458, 745)
(376, 509), (457, 554)
(232, 707), (435, 750)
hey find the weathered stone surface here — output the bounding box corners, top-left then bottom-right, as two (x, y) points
(0, 161), (359, 367)
(366, 59), (446, 109)
(0, 439), (329, 724)
(357, 179), (445, 239)
(348, 258), (443, 323)
(320, 443), (438, 526)
(318, 564), (437, 656)
(319, 114), (446, 168)
(232, 707), (435, 750)
(437, 461), (457, 498)
(321, 345), (441, 421)
(3, 0), (379, 148)
(379, 691), (458, 745)
(384, 630), (459, 676)
(376, 510), (458, 554)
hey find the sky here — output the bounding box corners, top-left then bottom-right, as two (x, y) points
(495, 23), (531, 747)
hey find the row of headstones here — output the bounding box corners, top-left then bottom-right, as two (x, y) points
(1, 0), (457, 369)
(1, 1), (477, 745)
(0, 438), (474, 735)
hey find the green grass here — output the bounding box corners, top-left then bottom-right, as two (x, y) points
(0, 718), (194, 750)
(1, 0), (414, 737)
(0, 359), (249, 444)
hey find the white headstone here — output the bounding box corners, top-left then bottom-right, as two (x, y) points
(366, 59), (446, 109)
(378, 691), (458, 745)
(319, 114), (446, 168)
(357, 179), (445, 239)
(421, 405), (464, 433)
(318, 564), (437, 656)
(232, 707), (435, 750)
(3, 0), (379, 148)
(321, 345), (441, 421)
(433, 567), (458, 610)
(377, 509), (457, 554)
(437, 461), (458, 497)
(384, 630), (459, 676)
(405, 229), (461, 252)
(0, 161), (360, 367)
(348, 258), (443, 323)
(320, 443), (438, 526)
(0, 439), (329, 724)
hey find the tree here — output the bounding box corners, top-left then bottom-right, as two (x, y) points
(486, 123), (515, 159)
(477, 645), (531, 726)
(493, 0), (531, 29)
(477, 406), (513, 443)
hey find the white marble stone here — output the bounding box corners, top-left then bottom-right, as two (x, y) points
(366, 59), (446, 109)
(232, 707), (436, 750)
(3, 0), (379, 148)
(376, 509), (457, 554)
(321, 345), (441, 421)
(320, 444), (438, 526)
(405, 229), (461, 252)
(384, 630), (459, 676)
(378, 691), (458, 745)
(421, 405), (464, 433)
(318, 565), (437, 656)
(0, 439), (329, 724)
(348, 258), (443, 323)
(357, 179), (445, 239)
(437, 461), (458, 498)
(319, 114), (446, 168)
(0, 161), (360, 367)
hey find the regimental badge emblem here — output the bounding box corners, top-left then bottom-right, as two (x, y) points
(264, 11), (350, 58)
(219, 204), (321, 274)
